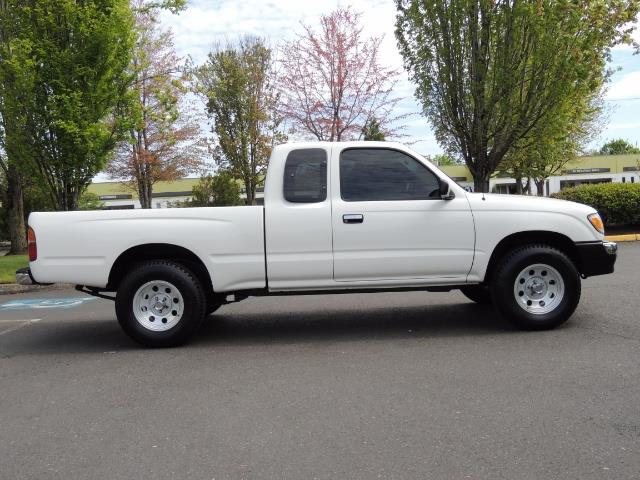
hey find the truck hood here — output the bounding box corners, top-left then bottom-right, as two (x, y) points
(465, 192), (597, 217)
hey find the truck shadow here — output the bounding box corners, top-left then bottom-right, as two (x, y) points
(4, 301), (524, 355)
(195, 302), (513, 347)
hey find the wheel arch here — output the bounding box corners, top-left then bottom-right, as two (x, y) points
(107, 243), (213, 293)
(484, 231), (580, 283)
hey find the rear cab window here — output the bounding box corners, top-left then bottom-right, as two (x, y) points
(283, 148), (328, 203)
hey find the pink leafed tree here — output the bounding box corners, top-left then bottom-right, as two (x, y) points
(278, 7), (406, 142)
(107, 0), (205, 209)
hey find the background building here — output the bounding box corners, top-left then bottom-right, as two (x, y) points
(87, 179), (264, 209)
(439, 154), (640, 195)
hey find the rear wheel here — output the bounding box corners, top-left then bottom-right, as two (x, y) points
(490, 245), (580, 330)
(115, 260), (206, 347)
(206, 298), (223, 316)
(460, 285), (492, 305)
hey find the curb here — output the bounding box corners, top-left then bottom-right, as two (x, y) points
(605, 234), (640, 242)
(0, 283), (74, 296)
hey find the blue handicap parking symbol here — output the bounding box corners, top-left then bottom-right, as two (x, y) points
(0, 297), (97, 311)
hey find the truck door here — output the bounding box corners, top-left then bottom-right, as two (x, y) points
(331, 147), (475, 283)
(265, 146), (334, 290)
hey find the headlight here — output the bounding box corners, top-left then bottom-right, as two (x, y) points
(588, 213), (604, 234)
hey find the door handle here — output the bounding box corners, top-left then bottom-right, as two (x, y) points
(343, 214), (364, 224)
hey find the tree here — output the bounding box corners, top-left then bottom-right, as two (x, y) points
(189, 171), (241, 207)
(279, 7), (405, 142)
(195, 37), (285, 205)
(599, 139), (640, 155)
(0, 0), (33, 253)
(362, 118), (386, 141)
(500, 95), (604, 195)
(0, 0), (135, 211)
(77, 193), (105, 211)
(0, 147), (53, 252)
(396, 0), (640, 192)
(0, 154), (27, 254)
(0, 167), (9, 243)
(108, 0), (203, 209)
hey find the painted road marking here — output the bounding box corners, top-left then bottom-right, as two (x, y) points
(0, 297), (96, 312)
(0, 318), (42, 323)
(0, 319), (41, 336)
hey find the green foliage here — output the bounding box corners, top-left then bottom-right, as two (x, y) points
(134, 0), (187, 14)
(362, 118), (386, 141)
(499, 94), (604, 195)
(0, 0), (135, 211)
(551, 183), (640, 227)
(77, 193), (105, 211)
(429, 154), (458, 166)
(189, 171), (242, 207)
(195, 37), (286, 205)
(395, 0), (640, 192)
(0, 255), (29, 284)
(599, 139), (640, 155)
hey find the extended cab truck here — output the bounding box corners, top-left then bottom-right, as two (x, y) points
(21, 142), (617, 347)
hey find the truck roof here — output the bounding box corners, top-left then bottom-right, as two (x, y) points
(273, 141), (407, 151)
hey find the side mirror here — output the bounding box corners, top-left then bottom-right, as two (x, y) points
(439, 179), (455, 200)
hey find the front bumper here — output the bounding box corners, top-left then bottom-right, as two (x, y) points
(575, 241), (617, 278)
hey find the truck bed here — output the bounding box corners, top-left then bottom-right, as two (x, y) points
(29, 206), (266, 291)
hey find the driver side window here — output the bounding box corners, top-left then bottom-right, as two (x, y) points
(340, 148), (441, 201)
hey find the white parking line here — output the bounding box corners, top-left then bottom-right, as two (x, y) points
(0, 318), (42, 323)
(0, 319), (41, 336)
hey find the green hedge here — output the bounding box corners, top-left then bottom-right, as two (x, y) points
(551, 183), (640, 227)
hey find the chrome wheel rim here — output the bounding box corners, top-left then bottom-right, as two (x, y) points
(133, 281), (184, 331)
(513, 263), (564, 315)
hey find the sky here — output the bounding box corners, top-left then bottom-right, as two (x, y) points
(158, 0), (640, 157)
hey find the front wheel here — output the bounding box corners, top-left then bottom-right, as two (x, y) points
(490, 245), (581, 330)
(115, 260), (206, 347)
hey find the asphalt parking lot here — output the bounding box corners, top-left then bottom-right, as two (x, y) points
(1, 242), (639, 479)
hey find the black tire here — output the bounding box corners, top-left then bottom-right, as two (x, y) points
(206, 299), (222, 316)
(490, 244), (581, 330)
(460, 285), (492, 305)
(115, 260), (206, 347)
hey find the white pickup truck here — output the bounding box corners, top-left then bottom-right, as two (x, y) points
(20, 141), (617, 347)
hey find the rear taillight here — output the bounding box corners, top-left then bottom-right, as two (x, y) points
(27, 227), (37, 261)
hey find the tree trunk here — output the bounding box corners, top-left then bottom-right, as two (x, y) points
(473, 174), (490, 193)
(245, 183), (255, 205)
(6, 165), (27, 255)
(138, 179), (152, 209)
(535, 178), (545, 197)
(64, 183), (78, 211)
(515, 176), (523, 195)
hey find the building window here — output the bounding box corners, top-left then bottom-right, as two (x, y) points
(494, 183), (517, 195)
